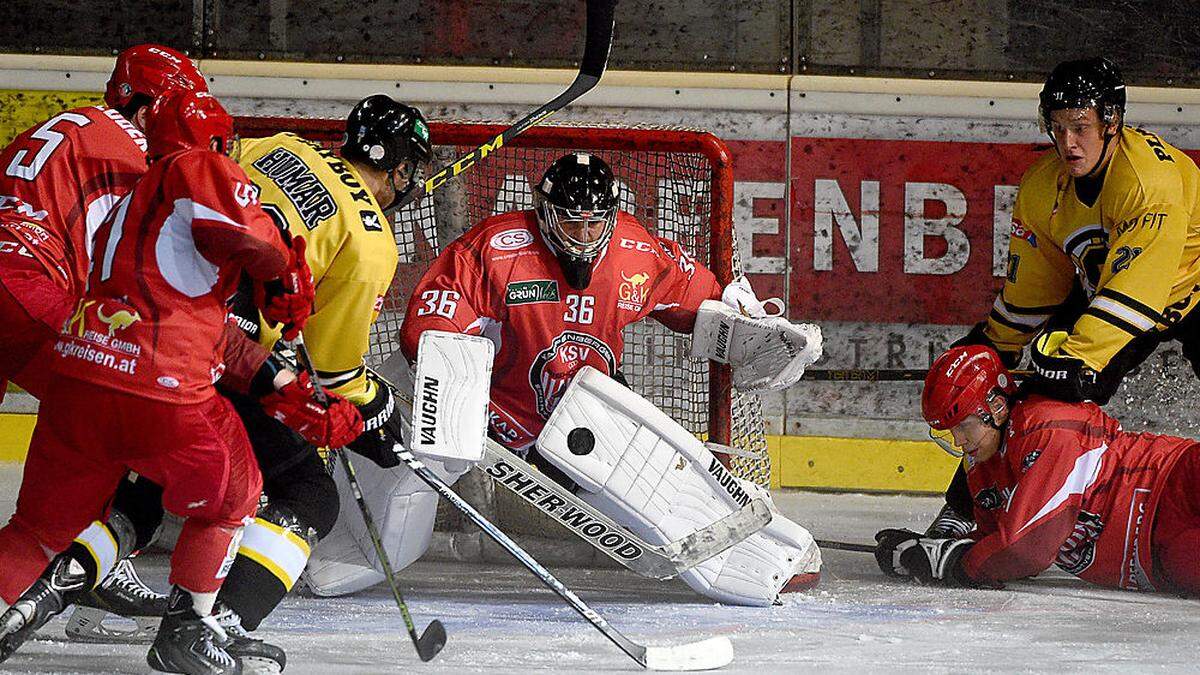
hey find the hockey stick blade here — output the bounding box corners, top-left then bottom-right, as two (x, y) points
(415, 619), (447, 662)
(641, 636), (734, 671)
(662, 498), (771, 570)
(394, 0), (617, 210)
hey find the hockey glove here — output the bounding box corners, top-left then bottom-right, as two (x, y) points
(344, 372), (405, 468)
(257, 236), (315, 341)
(262, 371), (363, 448)
(874, 528), (977, 587)
(951, 322), (1021, 369)
(1027, 330), (1117, 404)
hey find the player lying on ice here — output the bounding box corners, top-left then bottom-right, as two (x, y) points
(925, 56), (1200, 542)
(302, 151), (827, 607)
(875, 345), (1200, 596)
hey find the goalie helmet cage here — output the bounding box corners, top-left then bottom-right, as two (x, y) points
(234, 116), (770, 488)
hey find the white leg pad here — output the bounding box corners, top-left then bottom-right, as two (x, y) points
(302, 452), (469, 597)
(537, 366), (820, 606)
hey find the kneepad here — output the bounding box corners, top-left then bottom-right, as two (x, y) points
(302, 455), (469, 597)
(537, 366), (820, 605)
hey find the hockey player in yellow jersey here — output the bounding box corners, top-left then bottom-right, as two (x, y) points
(204, 94), (433, 660)
(964, 58), (1200, 404)
(925, 58), (1200, 542)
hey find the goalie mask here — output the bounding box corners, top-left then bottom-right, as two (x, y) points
(922, 346), (1015, 457)
(534, 153), (619, 289)
(341, 95), (433, 209)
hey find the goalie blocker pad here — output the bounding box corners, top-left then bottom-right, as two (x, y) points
(410, 330), (494, 463)
(303, 352), (471, 597)
(690, 299), (823, 393)
(536, 366), (821, 606)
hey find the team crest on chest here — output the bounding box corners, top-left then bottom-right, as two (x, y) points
(529, 331), (616, 418)
(618, 270), (651, 312)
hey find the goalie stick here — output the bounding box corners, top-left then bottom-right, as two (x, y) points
(393, 0), (618, 210)
(479, 438), (772, 580)
(395, 444), (734, 670)
(291, 334), (447, 663)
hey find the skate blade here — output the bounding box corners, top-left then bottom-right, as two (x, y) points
(242, 655), (284, 675)
(63, 606), (160, 644)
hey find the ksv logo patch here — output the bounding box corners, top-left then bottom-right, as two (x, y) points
(490, 228), (534, 251)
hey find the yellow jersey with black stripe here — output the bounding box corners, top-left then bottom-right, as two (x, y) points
(238, 133), (396, 404)
(985, 126), (1200, 372)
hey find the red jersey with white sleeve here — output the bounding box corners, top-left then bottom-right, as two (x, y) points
(963, 395), (1195, 591)
(0, 105), (147, 294)
(53, 148), (287, 404)
(400, 210), (721, 450)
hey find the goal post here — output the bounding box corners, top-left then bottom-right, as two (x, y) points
(233, 116), (769, 487)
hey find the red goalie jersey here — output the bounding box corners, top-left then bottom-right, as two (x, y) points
(400, 210), (722, 450)
(54, 148), (287, 404)
(0, 106), (148, 295)
(963, 395), (1196, 591)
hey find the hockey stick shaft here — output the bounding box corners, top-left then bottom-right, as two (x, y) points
(804, 368), (1032, 382)
(815, 538), (875, 553)
(290, 335), (445, 661)
(395, 446), (657, 668)
(393, 0), (618, 210)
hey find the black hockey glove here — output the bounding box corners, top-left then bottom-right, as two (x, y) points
(1027, 330), (1117, 404)
(874, 528), (976, 587)
(345, 372), (404, 468)
(950, 322), (1021, 369)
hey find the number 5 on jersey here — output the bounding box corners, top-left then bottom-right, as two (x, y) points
(416, 290), (460, 319)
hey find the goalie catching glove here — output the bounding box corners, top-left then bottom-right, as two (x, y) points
(261, 371), (363, 448)
(874, 528), (980, 587)
(691, 278), (823, 392)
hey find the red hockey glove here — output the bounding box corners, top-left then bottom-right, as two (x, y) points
(257, 236), (315, 341)
(261, 371), (364, 448)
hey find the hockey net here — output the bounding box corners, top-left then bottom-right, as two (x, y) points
(234, 117), (770, 545)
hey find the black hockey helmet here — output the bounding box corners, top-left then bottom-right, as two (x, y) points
(1038, 58), (1126, 133)
(533, 152), (620, 262)
(341, 94), (433, 207)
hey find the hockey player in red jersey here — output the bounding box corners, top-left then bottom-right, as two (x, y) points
(400, 152), (725, 451)
(303, 152), (825, 607)
(0, 43), (206, 400)
(0, 90), (357, 674)
(875, 345), (1200, 595)
(0, 42), (210, 646)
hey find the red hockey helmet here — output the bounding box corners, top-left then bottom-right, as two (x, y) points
(144, 90), (234, 160)
(105, 44), (207, 112)
(922, 345), (1016, 431)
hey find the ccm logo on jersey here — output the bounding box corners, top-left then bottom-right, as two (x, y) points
(485, 460), (645, 561)
(417, 376), (440, 445)
(619, 238), (654, 253)
(490, 228), (535, 251)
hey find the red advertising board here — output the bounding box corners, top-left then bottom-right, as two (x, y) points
(731, 136), (1200, 326)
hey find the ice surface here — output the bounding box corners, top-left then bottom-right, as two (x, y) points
(1, 466), (1197, 673)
